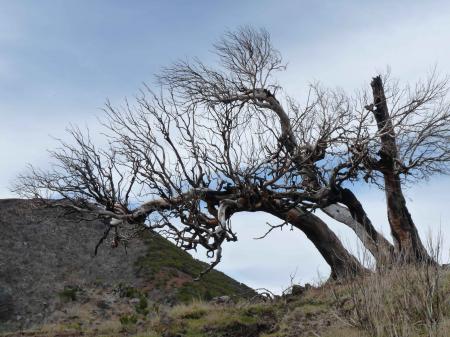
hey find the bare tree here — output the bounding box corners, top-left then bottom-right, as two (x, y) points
(15, 28), (450, 280)
(356, 72), (450, 262)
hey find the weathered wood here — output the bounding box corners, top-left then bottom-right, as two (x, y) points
(255, 80), (391, 269)
(323, 189), (394, 266)
(267, 204), (367, 279)
(370, 76), (433, 263)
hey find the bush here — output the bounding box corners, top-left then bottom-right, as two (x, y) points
(117, 283), (140, 298)
(120, 314), (138, 326)
(58, 286), (79, 302)
(135, 295), (149, 316)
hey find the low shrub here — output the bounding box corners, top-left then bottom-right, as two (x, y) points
(57, 286), (80, 302)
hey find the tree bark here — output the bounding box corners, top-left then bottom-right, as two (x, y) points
(322, 207), (390, 266)
(370, 76), (432, 263)
(267, 205), (367, 280)
(260, 88), (392, 269)
(323, 189), (394, 266)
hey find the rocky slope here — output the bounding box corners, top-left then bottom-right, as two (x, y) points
(2, 199), (450, 337)
(0, 199), (253, 332)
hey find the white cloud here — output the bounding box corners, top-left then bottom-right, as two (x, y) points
(2, 1), (450, 292)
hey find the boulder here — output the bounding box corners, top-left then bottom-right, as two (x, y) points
(211, 295), (232, 304)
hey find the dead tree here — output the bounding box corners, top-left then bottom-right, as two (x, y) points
(356, 73), (450, 263)
(15, 28), (450, 279)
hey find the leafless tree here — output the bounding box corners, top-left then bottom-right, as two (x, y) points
(15, 28), (450, 280)
(355, 71), (450, 262)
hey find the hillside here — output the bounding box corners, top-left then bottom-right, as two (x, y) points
(0, 199), (253, 332)
(2, 266), (450, 337)
(2, 199), (450, 337)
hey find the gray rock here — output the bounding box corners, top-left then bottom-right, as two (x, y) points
(0, 288), (14, 321)
(211, 295), (232, 304)
(0, 199), (148, 329)
(130, 298), (140, 305)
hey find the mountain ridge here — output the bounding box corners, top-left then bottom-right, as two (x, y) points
(0, 199), (253, 332)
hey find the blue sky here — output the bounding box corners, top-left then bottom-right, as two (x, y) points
(1, 1), (450, 292)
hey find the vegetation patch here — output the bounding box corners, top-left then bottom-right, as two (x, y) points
(135, 232), (255, 303)
(4, 269), (450, 337)
(117, 283), (141, 298)
(57, 285), (81, 302)
(135, 295), (149, 316)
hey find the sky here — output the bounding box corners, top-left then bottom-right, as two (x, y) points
(1, 0), (450, 293)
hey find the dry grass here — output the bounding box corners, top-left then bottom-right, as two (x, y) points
(333, 265), (450, 337)
(331, 236), (450, 337)
(3, 239), (450, 337)
(4, 267), (449, 337)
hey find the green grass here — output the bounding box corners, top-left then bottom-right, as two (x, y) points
(57, 285), (80, 302)
(6, 268), (450, 337)
(120, 314), (138, 326)
(135, 231), (255, 303)
(146, 301), (278, 337)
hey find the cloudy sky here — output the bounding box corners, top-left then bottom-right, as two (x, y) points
(1, 0), (450, 292)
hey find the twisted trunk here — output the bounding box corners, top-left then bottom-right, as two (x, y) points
(267, 204), (367, 279)
(260, 88), (393, 268)
(338, 188), (393, 264)
(323, 198), (394, 266)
